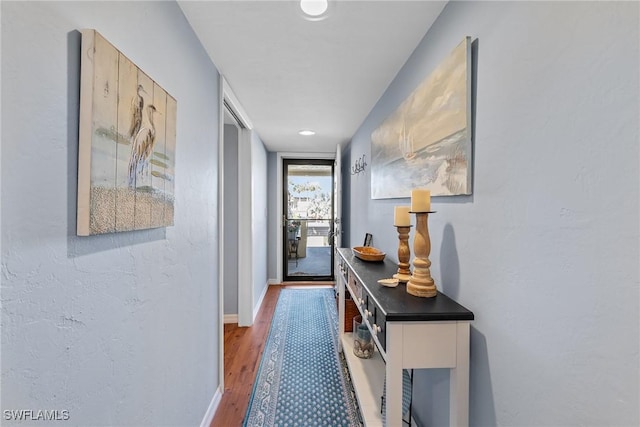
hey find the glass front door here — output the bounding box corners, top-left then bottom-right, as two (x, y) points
(283, 159), (334, 281)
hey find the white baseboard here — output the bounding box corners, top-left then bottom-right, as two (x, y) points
(200, 386), (223, 427)
(253, 281), (269, 321)
(223, 314), (238, 324)
(268, 278), (280, 285)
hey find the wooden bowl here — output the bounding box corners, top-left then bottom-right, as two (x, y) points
(352, 246), (386, 262)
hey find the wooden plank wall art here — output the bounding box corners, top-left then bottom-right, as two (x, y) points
(371, 37), (472, 199)
(77, 30), (176, 235)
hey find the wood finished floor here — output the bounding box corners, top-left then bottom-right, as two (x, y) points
(211, 283), (333, 427)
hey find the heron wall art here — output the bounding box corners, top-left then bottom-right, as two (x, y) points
(77, 29), (177, 236)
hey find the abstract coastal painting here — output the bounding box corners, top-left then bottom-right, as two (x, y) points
(371, 37), (472, 199)
(77, 30), (176, 235)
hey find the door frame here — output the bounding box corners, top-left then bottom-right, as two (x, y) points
(333, 144), (342, 250)
(218, 76), (253, 391)
(282, 158), (335, 281)
(276, 151), (335, 283)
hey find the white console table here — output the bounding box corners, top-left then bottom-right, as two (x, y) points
(336, 248), (474, 427)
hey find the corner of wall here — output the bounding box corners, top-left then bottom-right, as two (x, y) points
(253, 281), (270, 321)
(199, 386), (223, 427)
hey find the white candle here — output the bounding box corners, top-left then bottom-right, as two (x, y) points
(411, 189), (431, 212)
(394, 206), (411, 226)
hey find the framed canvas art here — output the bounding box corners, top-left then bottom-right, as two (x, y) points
(371, 37), (472, 199)
(77, 30), (176, 235)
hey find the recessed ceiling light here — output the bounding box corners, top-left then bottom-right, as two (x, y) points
(299, 130), (316, 136)
(300, 0), (328, 19)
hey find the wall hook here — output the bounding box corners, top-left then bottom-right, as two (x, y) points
(351, 154), (367, 175)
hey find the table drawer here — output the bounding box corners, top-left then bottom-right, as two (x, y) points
(362, 289), (386, 352)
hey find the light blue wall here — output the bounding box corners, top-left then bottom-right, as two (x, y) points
(252, 132), (269, 309)
(345, 1), (639, 425)
(1, 1), (221, 425)
(224, 124), (239, 315)
(267, 152), (278, 280)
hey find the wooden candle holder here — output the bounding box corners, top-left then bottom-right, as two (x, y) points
(407, 212), (437, 298)
(393, 225), (412, 283)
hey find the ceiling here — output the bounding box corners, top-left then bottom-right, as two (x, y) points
(178, 1), (447, 153)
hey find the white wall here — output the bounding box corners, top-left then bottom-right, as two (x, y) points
(1, 2), (221, 425)
(345, 1), (639, 425)
(224, 124), (239, 316)
(251, 133), (269, 311)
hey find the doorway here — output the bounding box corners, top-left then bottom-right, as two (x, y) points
(223, 109), (240, 323)
(283, 159), (334, 281)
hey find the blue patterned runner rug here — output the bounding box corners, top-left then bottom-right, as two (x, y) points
(243, 288), (362, 427)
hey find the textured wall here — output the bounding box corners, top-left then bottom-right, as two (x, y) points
(224, 124), (239, 315)
(252, 133), (269, 307)
(267, 152), (278, 281)
(345, 1), (639, 425)
(1, 1), (220, 425)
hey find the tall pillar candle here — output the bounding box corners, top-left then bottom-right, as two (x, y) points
(394, 206), (411, 226)
(411, 189), (431, 212)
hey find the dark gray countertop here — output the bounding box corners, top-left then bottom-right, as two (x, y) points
(338, 248), (474, 322)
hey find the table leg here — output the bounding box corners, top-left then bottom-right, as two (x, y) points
(337, 274), (345, 352)
(385, 322), (403, 427)
(449, 322), (470, 427)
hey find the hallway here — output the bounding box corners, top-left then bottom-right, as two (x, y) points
(212, 284), (333, 426)
(2, 2), (638, 426)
